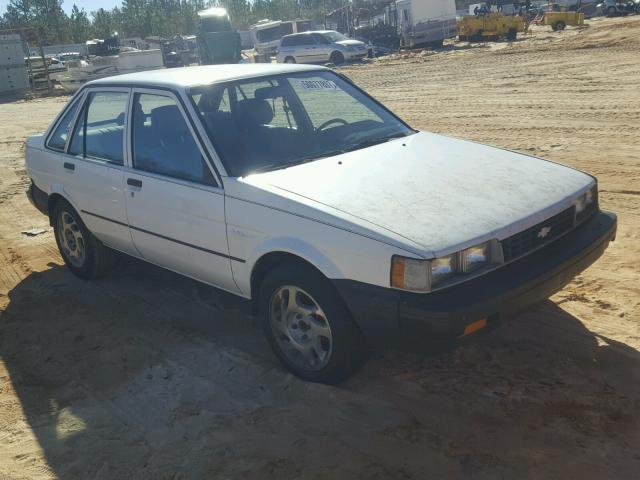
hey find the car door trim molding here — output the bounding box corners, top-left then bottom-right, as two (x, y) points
(80, 209), (245, 263)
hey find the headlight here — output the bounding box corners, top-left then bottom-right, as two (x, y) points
(461, 241), (491, 273)
(575, 185), (597, 222)
(391, 256), (429, 292)
(391, 240), (494, 292)
(430, 254), (457, 287)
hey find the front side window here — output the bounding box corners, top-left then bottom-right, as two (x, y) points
(311, 33), (330, 45)
(47, 98), (81, 151)
(69, 91), (128, 164)
(131, 93), (215, 186)
(190, 70), (413, 177)
(322, 31), (349, 43)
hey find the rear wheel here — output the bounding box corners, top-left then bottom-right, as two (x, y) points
(506, 28), (518, 40)
(284, 56), (296, 64)
(329, 51), (345, 65)
(52, 199), (113, 279)
(555, 21), (566, 31)
(259, 264), (364, 383)
(607, 6), (617, 17)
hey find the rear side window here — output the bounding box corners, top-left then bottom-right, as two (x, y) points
(69, 91), (128, 164)
(280, 35), (296, 47)
(297, 35), (315, 46)
(47, 99), (80, 151)
(131, 93), (215, 186)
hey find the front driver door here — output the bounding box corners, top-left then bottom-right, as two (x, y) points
(123, 88), (239, 294)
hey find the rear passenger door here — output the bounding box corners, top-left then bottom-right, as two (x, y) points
(61, 87), (138, 256)
(123, 88), (239, 293)
(294, 34), (321, 63)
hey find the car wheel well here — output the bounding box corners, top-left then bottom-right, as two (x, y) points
(250, 252), (325, 313)
(47, 193), (66, 226)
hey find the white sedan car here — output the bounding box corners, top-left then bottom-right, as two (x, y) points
(25, 64), (616, 383)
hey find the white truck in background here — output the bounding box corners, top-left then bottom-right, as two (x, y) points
(396, 0), (457, 48)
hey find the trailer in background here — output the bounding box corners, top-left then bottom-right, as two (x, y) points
(250, 19), (312, 59)
(396, 0), (457, 48)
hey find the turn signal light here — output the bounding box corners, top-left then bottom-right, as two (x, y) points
(461, 318), (487, 337)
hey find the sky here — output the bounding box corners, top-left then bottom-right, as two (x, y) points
(0, 0), (122, 16)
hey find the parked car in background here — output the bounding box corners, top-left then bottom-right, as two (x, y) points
(597, 0), (640, 16)
(276, 31), (367, 64)
(25, 64), (616, 383)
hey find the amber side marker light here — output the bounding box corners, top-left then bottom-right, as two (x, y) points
(461, 318), (487, 337)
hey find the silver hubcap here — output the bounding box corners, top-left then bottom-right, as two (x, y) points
(269, 286), (333, 371)
(58, 210), (85, 267)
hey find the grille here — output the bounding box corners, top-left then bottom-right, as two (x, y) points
(501, 207), (576, 262)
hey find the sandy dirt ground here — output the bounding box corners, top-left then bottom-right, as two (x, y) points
(1, 16), (639, 480)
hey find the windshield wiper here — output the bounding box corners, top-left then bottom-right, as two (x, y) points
(251, 150), (345, 173)
(343, 132), (410, 153)
(248, 149), (347, 175)
(247, 132), (411, 175)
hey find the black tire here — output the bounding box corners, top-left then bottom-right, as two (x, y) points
(329, 51), (345, 65)
(556, 21), (566, 30)
(607, 6), (616, 17)
(506, 28), (518, 40)
(284, 56), (296, 64)
(52, 199), (113, 279)
(259, 263), (365, 383)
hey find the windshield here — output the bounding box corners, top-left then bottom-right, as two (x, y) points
(256, 26), (282, 43)
(322, 31), (349, 43)
(190, 70), (414, 177)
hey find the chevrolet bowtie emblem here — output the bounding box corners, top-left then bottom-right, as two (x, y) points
(537, 226), (551, 239)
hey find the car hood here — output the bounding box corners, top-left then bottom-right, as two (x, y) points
(335, 39), (366, 47)
(239, 132), (594, 257)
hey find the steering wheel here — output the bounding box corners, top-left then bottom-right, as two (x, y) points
(317, 118), (348, 131)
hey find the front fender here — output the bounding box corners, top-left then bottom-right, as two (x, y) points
(251, 236), (344, 278)
(233, 236), (345, 296)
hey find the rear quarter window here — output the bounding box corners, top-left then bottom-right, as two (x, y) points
(46, 99), (81, 151)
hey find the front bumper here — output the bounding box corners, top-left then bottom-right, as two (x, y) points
(345, 51), (367, 60)
(333, 211), (617, 346)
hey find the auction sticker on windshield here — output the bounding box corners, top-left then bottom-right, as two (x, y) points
(294, 79), (339, 91)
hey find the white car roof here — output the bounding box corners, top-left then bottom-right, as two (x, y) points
(86, 63), (327, 90)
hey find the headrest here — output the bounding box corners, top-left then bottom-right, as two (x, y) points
(254, 85), (285, 100)
(151, 105), (189, 138)
(237, 98), (273, 126)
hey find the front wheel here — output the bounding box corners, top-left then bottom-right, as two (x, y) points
(329, 51), (345, 65)
(284, 56), (296, 64)
(259, 264), (364, 383)
(53, 199), (113, 279)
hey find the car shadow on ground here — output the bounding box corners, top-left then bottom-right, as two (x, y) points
(2, 258), (639, 478)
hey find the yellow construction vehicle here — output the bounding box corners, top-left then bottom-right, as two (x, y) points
(457, 13), (526, 42)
